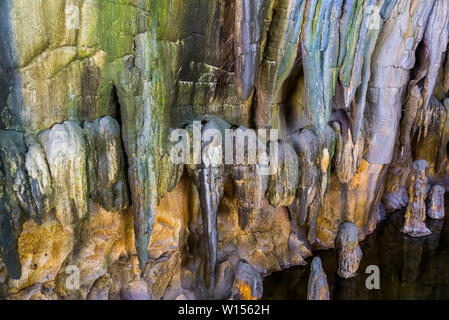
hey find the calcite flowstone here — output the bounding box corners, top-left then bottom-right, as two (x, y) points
(25, 140), (53, 223)
(331, 120), (364, 184)
(255, 0), (306, 129)
(290, 127), (334, 245)
(38, 121), (88, 226)
(216, 196), (311, 276)
(231, 259), (263, 300)
(231, 164), (267, 230)
(231, 126), (268, 231)
(55, 201), (129, 300)
(315, 0), (437, 250)
(234, 0), (269, 101)
(83, 116), (129, 212)
(186, 119), (229, 291)
(336, 222), (362, 279)
(402, 160), (432, 237)
(427, 185), (445, 220)
(266, 141), (299, 208)
(3, 0), (449, 301)
(307, 256), (329, 300)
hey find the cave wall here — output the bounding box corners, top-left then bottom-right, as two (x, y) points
(0, 0), (449, 300)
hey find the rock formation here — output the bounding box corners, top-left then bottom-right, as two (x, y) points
(307, 257), (330, 300)
(186, 118), (228, 292)
(336, 222), (362, 279)
(427, 185), (445, 220)
(231, 259), (263, 300)
(0, 0), (448, 300)
(231, 126), (268, 230)
(402, 160), (432, 237)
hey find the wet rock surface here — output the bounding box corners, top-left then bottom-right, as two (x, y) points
(1, 0), (449, 300)
(335, 222), (362, 279)
(402, 160), (432, 237)
(186, 119), (228, 292)
(0, 131), (37, 279)
(83, 116), (129, 212)
(263, 205), (449, 300)
(307, 257), (329, 300)
(428, 185), (445, 220)
(230, 126), (268, 231)
(266, 141), (299, 208)
(38, 121), (88, 226)
(231, 259), (263, 300)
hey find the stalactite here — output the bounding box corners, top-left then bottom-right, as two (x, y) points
(186, 119), (229, 291)
(231, 127), (268, 230)
(84, 116), (130, 212)
(1, 0), (449, 301)
(234, 0), (270, 101)
(266, 141), (298, 208)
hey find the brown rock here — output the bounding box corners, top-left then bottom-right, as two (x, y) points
(335, 222), (362, 279)
(402, 160), (432, 237)
(231, 259), (262, 300)
(231, 126), (268, 230)
(427, 185), (445, 220)
(307, 257), (329, 300)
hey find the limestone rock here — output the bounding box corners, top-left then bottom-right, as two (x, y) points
(25, 139), (53, 223)
(8, 219), (73, 293)
(231, 126), (268, 230)
(307, 257), (329, 300)
(427, 185), (445, 220)
(213, 261), (234, 300)
(83, 116), (129, 212)
(0, 130), (37, 279)
(38, 121), (88, 226)
(419, 0), (449, 112)
(383, 186), (409, 213)
(365, 0), (435, 165)
(2, 0), (449, 301)
(301, 0), (343, 133)
(255, 0), (306, 128)
(57, 201), (129, 299)
(120, 280), (151, 300)
(402, 160), (432, 237)
(87, 275), (112, 300)
(232, 164), (267, 230)
(266, 141), (299, 208)
(336, 222), (362, 279)
(216, 197), (311, 275)
(231, 259), (263, 300)
(186, 119), (229, 291)
(290, 127), (334, 244)
(234, 0), (269, 101)
(331, 120), (364, 184)
(158, 148), (184, 197)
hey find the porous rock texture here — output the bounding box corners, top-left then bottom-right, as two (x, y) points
(307, 256), (330, 300)
(402, 159), (432, 237)
(0, 0), (449, 300)
(336, 222), (362, 279)
(427, 185), (445, 220)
